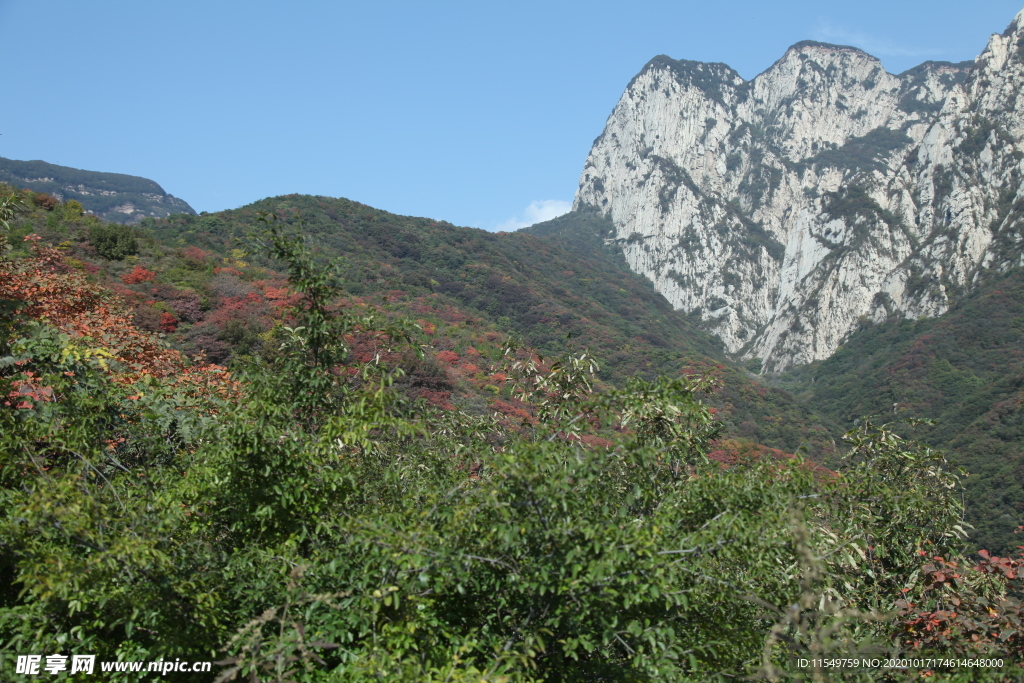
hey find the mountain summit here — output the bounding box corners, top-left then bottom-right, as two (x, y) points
(575, 8), (1024, 372)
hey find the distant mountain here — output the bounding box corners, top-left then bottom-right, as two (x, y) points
(576, 7), (1024, 373)
(0, 156), (195, 223)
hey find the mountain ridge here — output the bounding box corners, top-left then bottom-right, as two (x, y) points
(0, 156), (195, 224)
(575, 6), (1024, 372)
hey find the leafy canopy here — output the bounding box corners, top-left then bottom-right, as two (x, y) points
(1, 220), (1021, 682)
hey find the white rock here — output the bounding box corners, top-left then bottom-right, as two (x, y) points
(574, 8), (1024, 372)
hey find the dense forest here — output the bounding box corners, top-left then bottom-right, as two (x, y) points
(1, 188), (844, 459)
(774, 268), (1024, 555)
(2, 184), (1023, 681)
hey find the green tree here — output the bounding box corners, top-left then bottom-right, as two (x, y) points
(3, 215), (1018, 682)
(88, 222), (138, 260)
(0, 186), (26, 231)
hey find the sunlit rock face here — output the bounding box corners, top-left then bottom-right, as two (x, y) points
(575, 8), (1024, 372)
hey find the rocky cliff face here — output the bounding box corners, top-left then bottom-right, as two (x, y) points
(575, 8), (1024, 372)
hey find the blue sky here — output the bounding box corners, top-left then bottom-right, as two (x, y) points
(2, 1), (1022, 230)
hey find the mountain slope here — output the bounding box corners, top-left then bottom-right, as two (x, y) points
(775, 266), (1024, 553)
(0, 156), (195, 223)
(575, 7), (1024, 373)
(151, 195), (840, 453)
(0, 186), (833, 456)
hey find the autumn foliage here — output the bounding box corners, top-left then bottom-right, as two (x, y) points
(1, 236), (234, 392)
(158, 311), (178, 332)
(122, 264), (157, 284)
(31, 192), (58, 210)
(3, 198), (1024, 680)
(895, 546), (1024, 659)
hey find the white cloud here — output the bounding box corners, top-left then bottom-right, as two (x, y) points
(495, 199), (572, 231)
(810, 21), (940, 59)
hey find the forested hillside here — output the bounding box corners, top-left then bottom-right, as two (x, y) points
(1, 186), (842, 457)
(0, 157), (195, 224)
(3, 183), (1023, 680)
(9, 179), (1024, 556)
(777, 266), (1024, 554)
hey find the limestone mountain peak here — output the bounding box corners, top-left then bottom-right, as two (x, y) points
(575, 5), (1024, 372)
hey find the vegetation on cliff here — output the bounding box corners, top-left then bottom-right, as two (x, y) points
(777, 266), (1024, 555)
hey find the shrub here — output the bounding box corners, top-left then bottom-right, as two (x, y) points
(122, 265), (157, 284)
(170, 294), (203, 322)
(32, 192), (59, 210)
(158, 311), (178, 333)
(88, 222), (138, 260)
(62, 199), (84, 221)
(180, 245), (209, 268)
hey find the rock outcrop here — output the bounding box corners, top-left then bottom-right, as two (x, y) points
(575, 8), (1024, 372)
